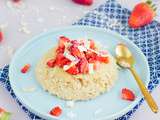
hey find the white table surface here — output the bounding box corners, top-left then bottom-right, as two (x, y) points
(0, 0), (160, 120)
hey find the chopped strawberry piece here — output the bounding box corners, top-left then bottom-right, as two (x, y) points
(69, 45), (85, 58)
(0, 31), (4, 42)
(55, 53), (70, 67)
(78, 58), (89, 74)
(71, 40), (80, 46)
(47, 59), (56, 68)
(21, 64), (30, 73)
(85, 51), (97, 63)
(97, 56), (109, 63)
(121, 88), (135, 101)
(66, 65), (79, 75)
(58, 36), (70, 48)
(89, 39), (95, 49)
(56, 46), (65, 54)
(50, 106), (62, 117)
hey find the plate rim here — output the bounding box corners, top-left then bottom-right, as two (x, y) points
(9, 25), (150, 120)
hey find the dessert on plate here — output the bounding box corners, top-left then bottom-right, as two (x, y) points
(35, 36), (118, 100)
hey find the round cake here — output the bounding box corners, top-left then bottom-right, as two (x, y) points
(35, 36), (118, 100)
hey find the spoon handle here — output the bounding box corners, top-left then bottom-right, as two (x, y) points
(129, 67), (158, 113)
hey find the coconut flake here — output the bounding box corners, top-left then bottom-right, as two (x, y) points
(66, 101), (75, 108)
(88, 63), (94, 74)
(77, 45), (87, 52)
(63, 60), (79, 71)
(66, 111), (76, 119)
(64, 51), (77, 61)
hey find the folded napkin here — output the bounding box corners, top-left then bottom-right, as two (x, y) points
(0, 0), (160, 119)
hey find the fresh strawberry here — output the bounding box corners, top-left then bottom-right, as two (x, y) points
(66, 65), (79, 75)
(50, 106), (62, 117)
(89, 39), (95, 49)
(69, 45), (85, 58)
(47, 59), (56, 68)
(0, 31), (4, 42)
(85, 51), (97, 63)
(121, 88), (135, 101)
(72, 0), (93, 6)
(128, 0), (156, 28)
(21, 64), (30, 73)
(78, 58), (89, 74)
(97, 56), (109, 63)
(71, 40), (80, 46)
(56, 46), (65, 54)
(55, 53), (70, 67)
(58, 36), (70, 48)
(0, 107), (11, 120)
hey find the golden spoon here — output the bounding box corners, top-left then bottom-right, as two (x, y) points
(116, 43), (158, 113)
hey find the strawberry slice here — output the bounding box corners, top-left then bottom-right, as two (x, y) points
(72, 0), (93, 6)
(0, 31), (4, 42)
(66, 65), (79, 75)
(121, 88), (135, 101)
(89, 39), (95, 49)
(85, 51), (97, 63)
(128, 1), (156, 28)
(21, 64), (30, 73)
(47, 59), (56, 68)
(55, 53), (70, 67)
(97, 56), (109, 63)
(58, 36), (70, 48)
(50, 106), (62, 117)
(78, 58), (89, 74)
(69, 45), (85, 58)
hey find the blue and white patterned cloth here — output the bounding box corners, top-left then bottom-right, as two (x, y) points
(0, 0), (160, 119)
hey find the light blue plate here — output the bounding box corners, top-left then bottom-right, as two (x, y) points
(9, 26), (150, 120)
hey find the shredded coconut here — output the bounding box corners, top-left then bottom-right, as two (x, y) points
(63, 60), (79, 71)
(63, 51), (77, 61)
(77, 45), (87, 52)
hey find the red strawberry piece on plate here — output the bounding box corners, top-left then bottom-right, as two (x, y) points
(78, 58), (89, 74)
(89, 39), (95, 49)
(21, 64), (30, 73)
(0, 31), (4, 42)
(56, 46), (65, 54)
(58, 36), (70, 48)
(69, 45), (85, 58)
(121, 88), (135, 101)
(71, 40), (80, 46)
(47, 59), (56, 68)
(85, 51), (97, 63)
(72, 0), (93, 6)
(55, 53), (70, 67)
(128, 1), (156, 29)
(66, 65), (79, 75)
(97, 56), (109, 63)
(50, 106), (62, 117)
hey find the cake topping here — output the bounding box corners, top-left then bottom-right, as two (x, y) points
(47, 36), (110, 75)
